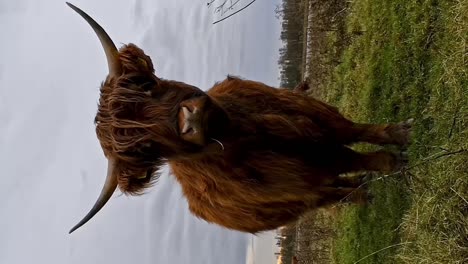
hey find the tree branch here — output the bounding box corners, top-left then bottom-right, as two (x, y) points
(212, 0), (257, 25)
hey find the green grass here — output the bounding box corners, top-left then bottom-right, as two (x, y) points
(319, 0), (468, 263)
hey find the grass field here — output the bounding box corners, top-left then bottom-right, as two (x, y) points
(304, 0), (468, 263)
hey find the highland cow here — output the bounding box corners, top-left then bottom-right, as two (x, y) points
(67, 3), (412, 234)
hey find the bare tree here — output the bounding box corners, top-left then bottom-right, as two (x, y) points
(206, 0), (257, 24)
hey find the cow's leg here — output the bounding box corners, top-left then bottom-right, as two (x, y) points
(316, 187), (369, 206)
(336, 119), (413, 147)
(332, 173), (369, 188)
(334, 146), (407, 174)
(303, 94), (412, 146)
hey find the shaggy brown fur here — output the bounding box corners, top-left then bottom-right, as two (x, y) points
(94, 44), (411, 233)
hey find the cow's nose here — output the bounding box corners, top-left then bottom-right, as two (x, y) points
(181, 105), (202, 134)
(181, 106), (196, 134)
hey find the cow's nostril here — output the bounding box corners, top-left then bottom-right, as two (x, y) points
(182, 122), (190, 134)
(182, 106), (192, 117)
(182, 124), (194, 135)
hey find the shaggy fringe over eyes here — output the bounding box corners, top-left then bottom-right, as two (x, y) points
(94, 44), (179, 194)
(95, 76), (167, 194)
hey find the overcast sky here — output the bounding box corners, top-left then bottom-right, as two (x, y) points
(0, 0), (282, 263)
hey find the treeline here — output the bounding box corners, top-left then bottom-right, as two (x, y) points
(276, 0), (306, 89)
(304, 0), (350, 97)
(276, 225), (297, 264)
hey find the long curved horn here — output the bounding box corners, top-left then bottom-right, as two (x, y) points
(66, 2), (122, 76)
(69, 159), (118, 234)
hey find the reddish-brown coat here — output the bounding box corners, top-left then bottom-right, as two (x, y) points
(94, 44), (411, 233)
